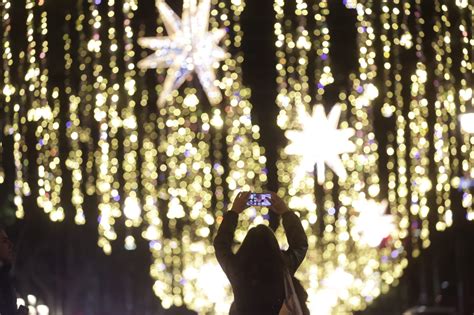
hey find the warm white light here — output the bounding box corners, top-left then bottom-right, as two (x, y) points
(27, 295), (37, 306)
(323, 268), (354, 292)
(459, 88), (472, 101)
(125, 235), (137, 251)
(167, 197), (185, 219)
(16, 298), (26, 307)
(17, 294), (50, 315)
(27, 107), (53, 122)
(138, 0), (226, 107)
(37, 305), (49, 315)
(344, 0), (357, 9)
(2, 84), (15, 96)
(124, 196), (141, 221)
(210, 109), (224, 128)
(364, 83), (379, 100)
(184, 93), (200, 107)
(456, 0), (468, 8)
(308, 268), (355, 315)
(285, 104), (355, 184)
(190, 262), (231, 311)
(459, 113), (474, 134)
(400, 31), (413, 49)
(352, 199), (395, 247)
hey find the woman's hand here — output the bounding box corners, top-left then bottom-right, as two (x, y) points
(230, 191), (251, 214)
(268, 191), (290, 215)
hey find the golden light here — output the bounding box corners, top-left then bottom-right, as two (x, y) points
(137, 0), (227, 107)
(0, 0), (473, 314)
(1, 0), (268, 312)
(273, 0), (473, 313)
(284, 104), (356, 185)
(17, 294), (50, 315)
(459, 113), (474, 134)
(351, 199), (395, 248)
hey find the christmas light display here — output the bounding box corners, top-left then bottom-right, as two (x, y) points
(274, 0), (473, 314)
(0, 0), (472, 314)
(1, 0), (266, 313)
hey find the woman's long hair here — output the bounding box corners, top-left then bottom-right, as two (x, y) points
(235, 224), (285, 283)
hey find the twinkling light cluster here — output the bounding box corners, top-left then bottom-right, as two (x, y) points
(135, 1), (267, 311)
(0, 0), (265, 313)
(1, 0), (12, 187)
(453, 0), (474, 219)
(1, 0), (473, 314)
(17, 294), (50, 315)
(432, 0), (456, 234)
(351, 199), (394, 248)
(274, 0), (472, 314)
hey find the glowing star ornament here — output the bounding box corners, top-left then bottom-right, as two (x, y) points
(285, 104), (355, 185)
(138, 0), (226, 107)
(351, 199), (395, 247)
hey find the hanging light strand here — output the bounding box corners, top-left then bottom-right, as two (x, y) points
(35, 3), (65, 222)
(312, 0), (333, 101)
(406, 0), (431, 252)
(386, 0), (412, 258)
(432, 0), (456, 232)
(64, 8), (86, 225)
(457, 1), (474, 218)
(377, 0), (408, 294)
(120, 0), (141, 250)
(0, 0), (15, 186)
(90, 0), (117, 255)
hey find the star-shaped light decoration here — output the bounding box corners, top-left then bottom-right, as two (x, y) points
(351, 199), (395, 247)
(138, 0), (226, 107)
(285, 104), (356, 185)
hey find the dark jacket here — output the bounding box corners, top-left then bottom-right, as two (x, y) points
(0, 264), (17, 315)
(214, 211), (308, 315)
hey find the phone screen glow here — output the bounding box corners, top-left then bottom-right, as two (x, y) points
(246, 193), (271, 207)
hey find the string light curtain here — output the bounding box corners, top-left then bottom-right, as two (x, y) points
(1, 0), (473, 314)
(273, 0), (473, 314)
(0, 0), (268, 313)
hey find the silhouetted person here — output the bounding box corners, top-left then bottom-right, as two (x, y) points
(214, 191), (308, 314)
(0, 226), (27, 315)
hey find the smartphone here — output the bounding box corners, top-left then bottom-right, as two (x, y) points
(246, 193), (271, 207)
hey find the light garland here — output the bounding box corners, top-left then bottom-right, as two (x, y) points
(406, 0), (430, 255)
(455, 1), (474, 219)
(432, 0), (457, 232)
(124, 0), (267, 312)
(122, 0), (140, 251)
(2, 0), (264, 311)
(312, 0), (333, 101)
(273, 0), (472, 314)
(0, 0), (473, 314)
(64, 9), (86, 225)
(0, 0), (14, 186)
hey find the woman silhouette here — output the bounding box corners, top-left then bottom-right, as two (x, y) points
(214, 191), (308, 314)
